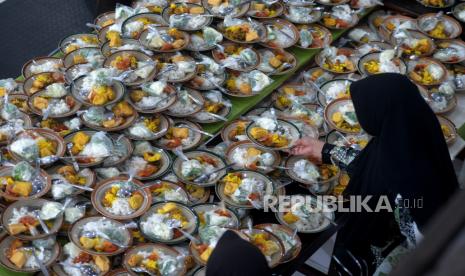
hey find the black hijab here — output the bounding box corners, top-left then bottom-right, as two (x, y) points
(206, 230), (271, 276)
(347, 73), (458, 227)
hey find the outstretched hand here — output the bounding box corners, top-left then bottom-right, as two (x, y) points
(289, 137), (325, 164)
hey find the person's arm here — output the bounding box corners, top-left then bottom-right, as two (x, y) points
(290, 137), (361, 174)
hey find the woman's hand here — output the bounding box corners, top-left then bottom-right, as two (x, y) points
(289, 137), (325, 163)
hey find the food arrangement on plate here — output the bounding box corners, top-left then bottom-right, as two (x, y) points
(2, 1), (464, 274)
(277, 195), (334, 233)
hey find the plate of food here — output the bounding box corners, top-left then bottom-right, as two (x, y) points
(256, 48), (297, 75)
(101, 38), (150, 57)
(125, 113), (170, 140)
(166, 87), (205, 117)
(217, 17), (267, 44)
(224, 70), (272, 97)
(315, 47), (357, 74)
(186, 27), (223, 51)
(139, 201), (199, 244)
(193, 203), (240, 229)
(154, 53), (197, 82)
(261, 19), (299, 49)
(240, 228), (284, 268)
(9, 128), (65, 165)
(357, 50), (407, 76)
(296, 24), (332, 49)
(347, 25), (380, 44)
(285, 156), (340, 194)
(438, 115), (457, 144)
(98, 24), (123, 47)
(69, 216), (132, 256)
(433, 39), (465, 64)
(221, 119), (251, 143)
(255, 223), (302, 263)
(189, 213), (239, 265)
(325, 129), (370, 149)
(378, 15), (417, 42)
(216, 170), (275, 209)
(186, 56), (226, 90)
(418, 83), (457, 114)
(278, 103), (327, 137)
(0, 236), (61, 273)
(22, 57), (63, 79)
(212, 42), (260, 72)
(28, 87), (81, 118)
(123, 142), (171, 181)
(59, 33), (100, 54)
(191, 90), (231, 124)
(48, 164), (95, 200)
(324, 98), (361, 134)
(23, 71), (65, 96)
(104, 50), (157, 86)
(408, 58), (447, 86)
(94, 11), (115, 29)
(139, 27), (189, 52)
(91, 176), (152, 219)
(52, 242), (112, 276)
(71, 71), (125, 107)
(276, 194), (334, 233)
(302, 67), (335, 89)
(162, 2), (213, 31)
(156, 119), (203, 150)
(247, 1), (284, 18)
(63, 47), (105, 68)
(80, 101), (138, 132)
(0, 112), (32, 145)
(2, 199), (64, 240)
(320, 4), (359, 29)
(318, 79), (353, 106)
(273, 82), (318, 110)
(225, 141), (281, 173)
(416, 0), (455, 9)
(283, 5), (323, 24)
(123, 243), (186, 275)
(8, 94), (31, 115)
(65, 63), (96, 83)
(202, 0), (250, 18)
(102, 133), (133, 168)
(354, 41), (392, 57)
(121, 12), (167, 39)
(37, 117), (81, 138)
(127, 81), (177, 113)
(63, 130), (116, 167)
(246, 116), (301, 150)
(452, 3), (465, 23)
(0, 162), (51, 201)
(390, 30), (435, 58)
(172, 150), (226, 187)
(417, 13), (461, 40)
(148, 180), (189, 204)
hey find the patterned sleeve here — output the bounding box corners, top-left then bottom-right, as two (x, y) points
(321, 143), (361, 173)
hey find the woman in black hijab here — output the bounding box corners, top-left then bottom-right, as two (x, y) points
(206, 230), (271, 276)
(290, 73), (458, 269)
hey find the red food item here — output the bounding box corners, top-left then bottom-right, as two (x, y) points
(248, 193), (259, 201)
(102, 241), (118, 253)
(214, 209), (231, 217)
(73, 252), (93, 264)
(173, 229), (183, 239)
(19, 216), (37, 227)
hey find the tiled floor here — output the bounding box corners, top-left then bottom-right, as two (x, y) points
(0, 0), (97, 78)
